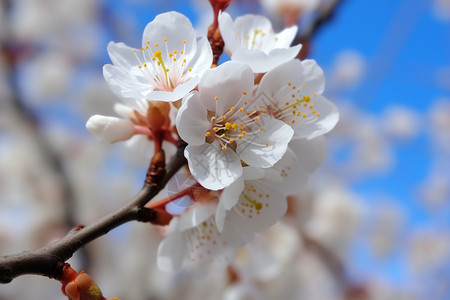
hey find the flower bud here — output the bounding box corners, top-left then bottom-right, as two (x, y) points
(86, 115), (135, 144)
(59, 264), (120, 300)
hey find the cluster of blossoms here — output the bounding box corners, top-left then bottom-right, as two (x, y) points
(86, 10), (338, 271)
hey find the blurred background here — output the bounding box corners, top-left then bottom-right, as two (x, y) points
(0, 0), (449, 299)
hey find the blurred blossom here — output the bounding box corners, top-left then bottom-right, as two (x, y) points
(367, 202), (404, 259)
(233, 222), (301, 282)
(418, 174), (450, 210)
(223, 284), (264, 300)
(328, 50), (366, 92)
(432, 0), (450, 21)
(428, 98), (450, 153)
(79, 81), (118, 119)
(10, 0), (96, 43)
(408, 231), (450, 276)
(305, 183), (363, 254)
(259, 0), (321, 26)
(0, 1), (7, 42)
(367, 280), (412, 300)
(331, 103), (394, 177)
(24, 51), (73, 101)
(381, 105), (421, 141)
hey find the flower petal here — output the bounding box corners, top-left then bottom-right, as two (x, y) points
(103, 64), (150, 100)
(226, 180), (287, 238)
(273, 25), (298, 48)
(292, 95), (339, 139)
(290, 136), (326, 173)
(198, 61), (253, 115)
(107, 42), (139, 70)
(185, 143), (243, 190)
(142, 12), (197, 58)
(147, 77), (199, 102)
(231, 44), (301, 73)
(237, 117), (293, 168)
(300, 59), (325, 95)
(218, 12), (239, 53)
(187, 36), (213, 76)
(176, 92), (210, 146)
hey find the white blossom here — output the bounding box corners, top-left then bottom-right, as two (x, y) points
(254, 59), (339, 140)
(219, 12), (301, 73)
(176, 61), (293, 190)
(104, 11), (212, 102)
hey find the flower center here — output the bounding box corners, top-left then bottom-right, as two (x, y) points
(269, 82), (321, 125)
(237, 183), (271, 219)
(204, 92), (268, 151)
(132, 38), (192, 92)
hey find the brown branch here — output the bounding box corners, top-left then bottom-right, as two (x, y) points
(0, 142), (187, 284)
(300, 230), (346, 286)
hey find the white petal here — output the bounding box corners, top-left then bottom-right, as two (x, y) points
(107, 42), (139, 69)
(256, 59), (304, 99)
(187, 36), (213, 76)
(272, 147), (309, 196)
(242, 166), (266, 181)
(273, 26), (298, 48)
(215, 202), (227, 232)
(231, 44), (301, 73)
(157, 222), (188, 272)
(220, 176), (245, 210)
(178, 200), (216, 231)
(225, 180), (287, 238)
(113, 102), (135, 119)
(142, 12), (197, 58)
(233, 14), (273, 44)
(103, 64), (150, 100)
(86, 115), (134, 144)
(292, 95), (339, 139)
(300, 59), (325, 95)
(147, 76), (199, 102)
(185, 143), (243, 190)
(176, 92), (210, 146)
(218, 12), (239, 53)
(237, 117), (293, 168)
(198, 61), (253, 116)
(290, 136), (326, 173)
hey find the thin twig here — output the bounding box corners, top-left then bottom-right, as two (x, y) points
(0, 143), (187, 284)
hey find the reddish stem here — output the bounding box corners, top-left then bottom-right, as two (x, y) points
(152, 130), (164, 154)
